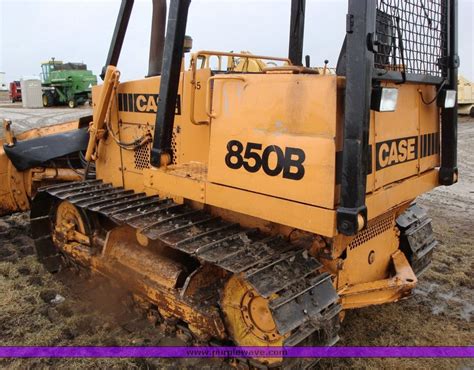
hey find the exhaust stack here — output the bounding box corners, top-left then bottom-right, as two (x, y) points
(148, 0), (167, 77)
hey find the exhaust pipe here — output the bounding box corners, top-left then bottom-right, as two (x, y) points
(148, 0), (167, 77)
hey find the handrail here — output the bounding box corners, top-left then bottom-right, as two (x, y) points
(197, 54), (222, 71)
(192, 50), (291, 66)
(189, 50), (289, 126)
(189, 68), (212, 126)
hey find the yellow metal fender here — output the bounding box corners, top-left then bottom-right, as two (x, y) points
(339, 250), (418, 309)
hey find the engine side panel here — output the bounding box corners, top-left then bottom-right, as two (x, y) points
(208, 74), (338, 210)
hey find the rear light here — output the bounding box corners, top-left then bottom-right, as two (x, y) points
(371, 87), (399, 112)
(437, 89), (457, 109)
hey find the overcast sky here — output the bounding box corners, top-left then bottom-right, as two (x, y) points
(0, 0), (473, 83)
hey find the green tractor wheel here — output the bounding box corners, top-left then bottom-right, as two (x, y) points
(68, 99), (77, 109)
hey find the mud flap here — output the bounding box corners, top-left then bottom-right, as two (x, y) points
(396, 204), (438, 276)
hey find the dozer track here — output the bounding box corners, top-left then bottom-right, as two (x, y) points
(396, 204), (438, 276)
(31, 180), (341, 367)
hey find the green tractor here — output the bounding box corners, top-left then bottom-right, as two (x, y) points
(41, 58), (98, 108)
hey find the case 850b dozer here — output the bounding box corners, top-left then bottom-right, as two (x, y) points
(26, 0), (458, 366)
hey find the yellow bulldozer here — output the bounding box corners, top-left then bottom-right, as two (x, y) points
(2, 0), (460, 367)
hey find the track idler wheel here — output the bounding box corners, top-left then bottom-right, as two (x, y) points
(221, 276), (287, 365)
(52, 201), (93, 266)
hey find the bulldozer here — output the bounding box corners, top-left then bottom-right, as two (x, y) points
(10, 0), (459, 367)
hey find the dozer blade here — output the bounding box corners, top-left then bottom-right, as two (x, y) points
(0, 118), (91, 216)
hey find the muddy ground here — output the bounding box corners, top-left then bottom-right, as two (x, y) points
(0, 109), (472, 369)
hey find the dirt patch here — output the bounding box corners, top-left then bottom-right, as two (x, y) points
(0, 213), (225, 369)
(0, 121), (473, 369)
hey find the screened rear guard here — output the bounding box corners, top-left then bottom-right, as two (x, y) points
(374, 0), (448, 84)
(337, 0), (458, 236)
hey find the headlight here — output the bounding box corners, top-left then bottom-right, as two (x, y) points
(371, 87), (399, 112)
(437, 89), (457, 109)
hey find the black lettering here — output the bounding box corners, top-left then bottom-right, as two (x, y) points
(225, 140), (244, 170)
(283, 147), (306, 180)
(376, 136), (418, 170)
(262, 145), (284, 177)
(117, 93), (181, 115)
(133, 94), (140, 113)
(225, 141), (306, 180)
(243, 142), (263, 173)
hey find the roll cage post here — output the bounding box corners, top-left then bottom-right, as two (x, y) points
(439, 0), (459, 186)
(336, 0), (376, 236)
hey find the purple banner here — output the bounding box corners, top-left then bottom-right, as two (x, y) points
(0, 347), (472, 358)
